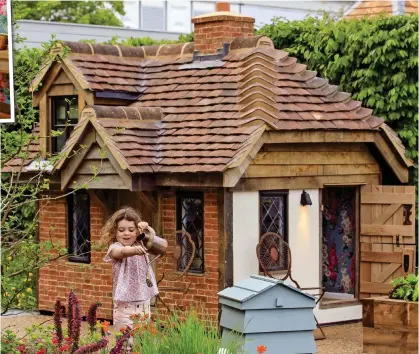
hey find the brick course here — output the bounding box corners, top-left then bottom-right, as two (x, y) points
(38, 192), (112, 319)
(38, 189), (222, 322)
(157, 190), (221, 321)
(192, 13), (254, 54)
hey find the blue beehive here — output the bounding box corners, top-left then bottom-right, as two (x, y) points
(218, 275), (317, 354)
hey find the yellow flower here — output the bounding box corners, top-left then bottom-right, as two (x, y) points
(7, 256), (12, 261)
(26, 288), (32, 293)
(29, 273), (33, 277)
(11, 287), (15, 290)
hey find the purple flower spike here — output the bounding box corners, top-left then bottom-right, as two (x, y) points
(53, 299), (63, 347)
(73, 336), (109, 354)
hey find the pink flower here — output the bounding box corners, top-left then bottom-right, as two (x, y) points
(35, 349), (46, 354)
(59, 344), (71, 352)
(17, 345), (27, 354)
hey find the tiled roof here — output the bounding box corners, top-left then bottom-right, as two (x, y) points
(19, 36), (411, 175)
(345, 0), (418, 18)
(2, 125), (42, 172)
(406, 0), (419, 14)
(51, 36), (386, 173)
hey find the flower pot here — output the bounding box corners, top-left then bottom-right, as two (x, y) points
(0, 34), (7, 50)
(361, 297), (418, 353)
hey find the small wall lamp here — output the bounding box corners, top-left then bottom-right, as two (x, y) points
(300, 190), (312, 206)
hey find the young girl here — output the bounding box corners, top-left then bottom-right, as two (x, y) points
(101, 207), (159, 332)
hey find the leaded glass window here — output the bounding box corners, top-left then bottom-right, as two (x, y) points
(176, 192), (204, 273)
(260, 191), (288, 271)
(68, 190), (90, 263)
(52, 96), (78, 153)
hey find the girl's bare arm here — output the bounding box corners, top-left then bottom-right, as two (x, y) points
(110, 245), (146, 260)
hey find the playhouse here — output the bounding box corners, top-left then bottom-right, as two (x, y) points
(4, 3), (415, 323)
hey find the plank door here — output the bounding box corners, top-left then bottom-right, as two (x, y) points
(360, 185), (416, 298)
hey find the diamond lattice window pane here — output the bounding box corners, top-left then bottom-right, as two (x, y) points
(68, 191), (90, 263)
(260, 193), (287, 271)
(177, 194), (204, 273)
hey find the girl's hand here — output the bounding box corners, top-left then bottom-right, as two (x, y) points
(138, 222), (149, 234)
(138, 222), (156, 237)
(134, 245), (146, 255)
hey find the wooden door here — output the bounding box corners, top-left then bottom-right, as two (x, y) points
(360, 185), (416, 298)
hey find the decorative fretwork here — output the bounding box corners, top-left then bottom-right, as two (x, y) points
(176, 193), (204, 273)
(403, 204), (412, 225)
(68, 190), (90, 263)
(260, 192), (288, 271)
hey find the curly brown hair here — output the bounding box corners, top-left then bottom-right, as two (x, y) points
(100, 206), (142, 246)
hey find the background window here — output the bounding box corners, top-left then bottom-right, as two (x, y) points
(192, 1), (215, 17)
(260, 191), (288, 271)
(141, 1), (165, 31)
(167, 1), (191, 33)
(68, 190), (90, 263)
(51, 96), (78, 153)
(176, 192), (204, 273)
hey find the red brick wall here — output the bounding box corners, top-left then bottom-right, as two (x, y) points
(193, 14), (254, 54)
(38, 188), (222, 322)
(157, 189), (220, 321)
(38, 192), (113, 319)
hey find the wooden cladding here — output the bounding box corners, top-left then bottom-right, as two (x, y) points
(360, 185), (416, 298)
(236, 143), (381, 190)
(69, 144), (128, 190)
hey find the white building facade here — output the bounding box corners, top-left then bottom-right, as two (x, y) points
(121, 1), (355, 32)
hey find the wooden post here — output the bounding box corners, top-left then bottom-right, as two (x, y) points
(224, 189), (234, 289)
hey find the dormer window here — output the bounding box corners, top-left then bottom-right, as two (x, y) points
(52, 96), (78, 154)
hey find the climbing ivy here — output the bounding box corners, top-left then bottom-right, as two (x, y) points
(258, 14), (418, 171)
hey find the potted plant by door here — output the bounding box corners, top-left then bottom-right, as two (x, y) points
(361, 274), (418, 353)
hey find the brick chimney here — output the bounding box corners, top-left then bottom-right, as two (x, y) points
(192, 2), (255, 55)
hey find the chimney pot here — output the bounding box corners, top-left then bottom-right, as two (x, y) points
(216, 2), (230, 12)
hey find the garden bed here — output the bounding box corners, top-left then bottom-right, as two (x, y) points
(361, 297), (418, 353)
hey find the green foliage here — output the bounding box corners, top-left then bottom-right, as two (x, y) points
(1, 301), (244, 354)
(258, 13), (418, 176)
(389, 273), (418, 301)
(131, 308), (240, 354)
(13, 1), (125, 27)
(0, 35), (73, 315)
(100, 32), (194, 47)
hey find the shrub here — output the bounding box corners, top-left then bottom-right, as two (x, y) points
(389, 273), (418, 301)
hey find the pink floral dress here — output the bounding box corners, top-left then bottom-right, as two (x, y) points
(104, 242), (158, 303)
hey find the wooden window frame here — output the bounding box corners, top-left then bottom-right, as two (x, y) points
(67, 190), (91, 264)
(176, 191), (204, 274)
(51, 96), (78, 154)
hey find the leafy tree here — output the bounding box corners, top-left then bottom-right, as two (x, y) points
(0, 34), (105, 314)
(12, 0), (125, 27)
(258, 14), (418, 173)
